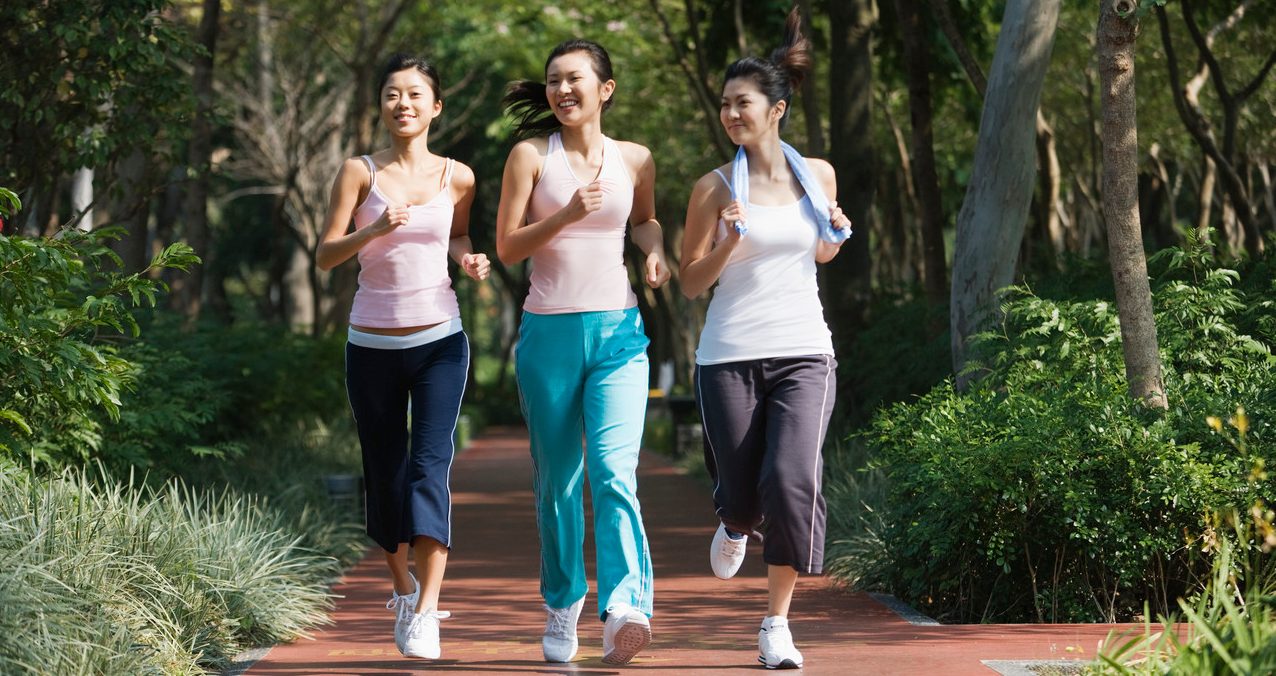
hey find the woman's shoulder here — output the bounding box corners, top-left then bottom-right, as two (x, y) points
(613, 139), (651, 160)
(802, 156), (835, 194)
(448, 158), (476, 189)
(691, 164), (733, 200)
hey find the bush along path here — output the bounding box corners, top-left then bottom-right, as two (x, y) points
(243, 428), (1157, 675)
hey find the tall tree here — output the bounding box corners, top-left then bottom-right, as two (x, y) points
(892, 0), (947, 308)
(1099, 0), (1168, 409)
(173, 0), (222, 321)
(822, 0), (876, 336)
(949, 0), (1061, 383)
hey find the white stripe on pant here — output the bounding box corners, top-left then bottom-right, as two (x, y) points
(694, 354), (837, 574)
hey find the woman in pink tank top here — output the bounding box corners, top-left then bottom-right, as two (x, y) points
(495, 39), (670, 666)
(316, 54), (489, 662)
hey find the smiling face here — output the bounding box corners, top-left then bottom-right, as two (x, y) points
(545, 50), (614, 126)
(720, 77), (785, 145)
(380, 68), (441, 137)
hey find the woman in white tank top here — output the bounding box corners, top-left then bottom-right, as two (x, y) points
(494, 39), (670, 667)
(679, 9), (851, 671)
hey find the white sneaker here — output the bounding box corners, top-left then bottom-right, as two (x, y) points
(402, 609), (450, 659)
(758, 615), (803, 669)
(602, 603), (651, 666)
(542, 598), (584, 662)
(710, 523), (747, 579)
(386, 573), (420, 654)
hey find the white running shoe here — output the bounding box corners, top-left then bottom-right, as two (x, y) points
(758, 615), (803, 669)
(386, 573), (420, 654)
(602, 603), (651, 666)
(710, 523), (747, 579)
(402, 609), (450, 659)
(542, 597), (585, 662)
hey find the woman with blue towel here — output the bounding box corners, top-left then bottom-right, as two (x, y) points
(678, 8), (851, 671)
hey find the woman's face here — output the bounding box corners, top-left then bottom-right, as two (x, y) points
(545, 51), (614, 126)
(380, 68), (441, 137)
(720, 77), (783, 145)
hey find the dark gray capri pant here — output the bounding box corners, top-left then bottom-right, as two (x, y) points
(694, 354), (837, 574)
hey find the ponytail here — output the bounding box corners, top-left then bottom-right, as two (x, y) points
(723, 7), (811, 129)
(503, 80), (559, 139)
(769, 8), (811, 92)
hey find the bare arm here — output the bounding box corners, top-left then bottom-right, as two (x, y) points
(494, 139), (600, 266)
(316, 159), (408, 271)
(679, 173), (742, 299)
(811, 158), (851, 264)
(446, 162), (490, 281)
(624, 143), (670, 288)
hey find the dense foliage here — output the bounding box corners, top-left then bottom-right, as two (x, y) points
(0, 227), (197, 467)
(853, 244), (1276, 623)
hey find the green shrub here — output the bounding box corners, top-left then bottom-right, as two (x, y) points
(0, 228), (197, 468)
(861, 251), (1276, 623)
(98, 318), (349, 475)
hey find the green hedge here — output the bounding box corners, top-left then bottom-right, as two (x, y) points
(860, 250), (1275, 623)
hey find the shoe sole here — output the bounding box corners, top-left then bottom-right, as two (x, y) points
(758, 656), (802, 669)
(543, 640), (579, 663)
(602, 621), (651, 665)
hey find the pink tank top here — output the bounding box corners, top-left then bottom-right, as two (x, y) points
(348, 156), (461, 328)
(524, 133), (638, 314)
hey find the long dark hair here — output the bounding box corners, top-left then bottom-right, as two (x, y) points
(722, 8), (810, 129)
(377, 53), (443, 103)
(503, 39), (615, 139)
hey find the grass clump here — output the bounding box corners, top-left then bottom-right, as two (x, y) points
(0, 462), (362, 674)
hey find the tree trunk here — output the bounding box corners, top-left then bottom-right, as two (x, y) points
(950, 0), (1061, 383)
(176, 0), (222, 321)
(110, 149), (151, 272)
(1098, 0), (1168, 409)
(893, 0), (948, 309)
(69, 167), (94, 231)
(822, 0), (875, 338)
(796, 0), (825, 157)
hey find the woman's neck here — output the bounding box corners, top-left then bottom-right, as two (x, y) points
(559, 121), (605, 156)
(744, 135), (787, 181)
(387, 132), (434, 170)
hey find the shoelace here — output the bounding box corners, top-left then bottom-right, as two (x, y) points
(407, 610), (452, 638)
(544, 604), (575, 636)
(719, 534), (745, 557)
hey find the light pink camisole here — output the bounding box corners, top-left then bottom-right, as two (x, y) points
(524, 132), (637, 314)
(348, 156), (461, 328)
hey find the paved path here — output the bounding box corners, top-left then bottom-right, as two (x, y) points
(246, 428), (1139, 675)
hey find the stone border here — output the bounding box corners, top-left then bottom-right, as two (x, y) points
(221, 647), (272, 676)
(982, 659), (1090, 675)
(868, 592), (940, 626)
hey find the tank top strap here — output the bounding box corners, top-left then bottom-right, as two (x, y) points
(712, 168), (731, 190)
(442, 158), (454, 188)
(361, 155), (377, 184)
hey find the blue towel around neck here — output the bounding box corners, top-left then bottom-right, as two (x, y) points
(728, 142), (851, 244)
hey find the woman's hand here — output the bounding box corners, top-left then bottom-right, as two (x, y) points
(721, 200), (748, 237)
(461, 252), (491, 281)
(829, 200), (852, 233)
(561, 181), (605, 223)
(644, 249), (671, 289)
(368, 204), (411, 238)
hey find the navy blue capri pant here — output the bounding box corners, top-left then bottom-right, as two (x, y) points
(345, 330), (469, 552)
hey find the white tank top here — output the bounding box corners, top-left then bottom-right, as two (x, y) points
(524, 132), (638, 314)
(695, 170), (834, 365)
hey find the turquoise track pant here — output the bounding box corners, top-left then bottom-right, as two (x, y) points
(515, 307), (654, 621)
